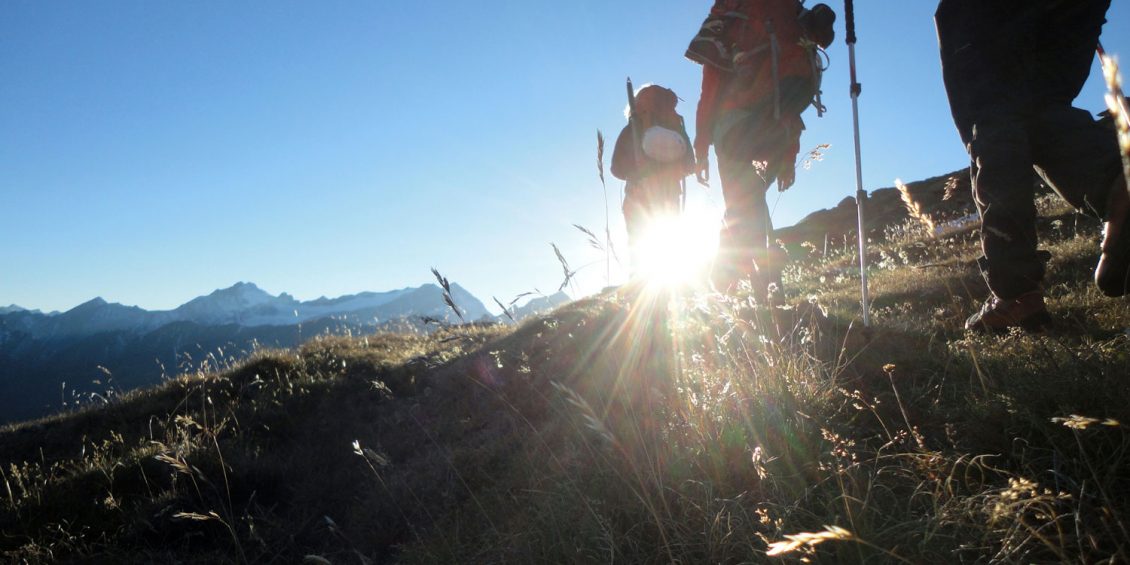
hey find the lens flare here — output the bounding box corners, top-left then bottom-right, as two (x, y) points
(632, 208), (719, 288)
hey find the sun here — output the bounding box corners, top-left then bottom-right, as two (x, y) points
(631, 206), (720, 288)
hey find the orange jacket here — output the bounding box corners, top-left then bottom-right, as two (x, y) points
(695, 64), (803, 167)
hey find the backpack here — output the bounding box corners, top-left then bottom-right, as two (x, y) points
(611, 84), (695, 182)
(687, 1), (833, 116)
(629, 85), (694, 168)
(687, 1), (834, 164)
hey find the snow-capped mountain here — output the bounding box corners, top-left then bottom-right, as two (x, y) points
(1, 282), (493, 340)
(0, 281), (498, 424)
(172, 282), (287, 325)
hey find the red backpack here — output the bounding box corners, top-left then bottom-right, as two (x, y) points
(688, 0), (833, 118)
(688, 1), (834, 168)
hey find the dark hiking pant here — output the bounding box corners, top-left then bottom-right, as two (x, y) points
(715, 153), (778, 294)
(936, 0), (1122, 299)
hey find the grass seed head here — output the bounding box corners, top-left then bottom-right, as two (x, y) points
(765, 525), (855, 556)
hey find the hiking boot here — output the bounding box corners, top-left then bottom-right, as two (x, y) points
(1096, 176), (1130, 297)
(965, 290), (1052, 332)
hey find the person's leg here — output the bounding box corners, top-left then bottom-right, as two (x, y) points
(937, 0), (1088, 330)
(1029, 106), (1127, 298)
(1025, 0), (1130, 296)
(960, 116), (1055, 331)
(623, 181), (647, 279)
(1030, 106), (1121, 218)
(715, 154), (772, 297)
(1028, 0), (1118, 216)
(1097, 175), (1130, 296)
(970, 117), (1045, 300)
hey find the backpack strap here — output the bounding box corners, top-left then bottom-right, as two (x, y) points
(807, 42), (829, 117)
(767, 19), (781, 122)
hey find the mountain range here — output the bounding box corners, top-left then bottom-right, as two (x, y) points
(0, 282), (569, 424)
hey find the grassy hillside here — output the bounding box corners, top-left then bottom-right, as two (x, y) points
(3, 189), (1130, 563)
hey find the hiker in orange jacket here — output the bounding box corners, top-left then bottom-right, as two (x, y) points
(610, 84), (696, 279)
(688, 0), (834, 301)
(695, 62), (802, 300)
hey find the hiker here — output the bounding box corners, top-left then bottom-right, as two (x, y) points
(936, 0), (1130, 331)
(687, 0), (835, 301)
(610, 84), (696, 278)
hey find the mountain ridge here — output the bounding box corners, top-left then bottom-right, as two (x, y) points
(0, 281), (566, 423)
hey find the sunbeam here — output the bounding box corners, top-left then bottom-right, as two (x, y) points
(631, 206), (720, 289)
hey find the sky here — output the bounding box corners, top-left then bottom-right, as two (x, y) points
(3, 2), (1129, 314)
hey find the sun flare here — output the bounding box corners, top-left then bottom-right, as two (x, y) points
(631, 207), (719, 288)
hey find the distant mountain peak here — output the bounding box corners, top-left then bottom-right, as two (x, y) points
(201, 282), (276, 303)
(77, 297), (109, 309)
(174, 282), (280, 325)
(0, 304), (27, 315)
(215, 281), (267, 295)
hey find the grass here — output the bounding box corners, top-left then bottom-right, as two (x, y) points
(3, 187), (1130, 563)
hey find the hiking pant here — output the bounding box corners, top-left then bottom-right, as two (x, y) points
(936, 0), (1121, 299)
(714, 153), (779, 293)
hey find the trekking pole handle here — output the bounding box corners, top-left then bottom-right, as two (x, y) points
(844, 0), (860, 96)
(626, 77), (644, 166)
(626, 77), (636, 117)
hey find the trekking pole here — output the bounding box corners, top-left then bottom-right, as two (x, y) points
(625, 77), (648, 215)
(845, 0), (871, 327)
(626, 77), (643, 165)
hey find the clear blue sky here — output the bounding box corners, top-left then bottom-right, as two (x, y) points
(3, 2), (1128, 313)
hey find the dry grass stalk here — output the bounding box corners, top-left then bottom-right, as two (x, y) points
(596, 129), (618, 282)
(896, 178), (936, 235)
(574, 224), (603, 251)
(430, 267), (464, 322)
(550, 380), (617, 447)
(799, 143), (831, 170)
(765, 524), (854, 556)
(1, 468), (14, 510)
(492, 297), (515, 322)
(942, 175), (961, 201)
(1102, 54), (1130, 189)
(596, 129), (606, 187)
(551, 243), (577, 292)
(1051, 414), (1121, 430)
(173, 510), (221, 522)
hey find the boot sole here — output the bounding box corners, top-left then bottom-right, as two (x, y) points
(966, 310), (1054, 333)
